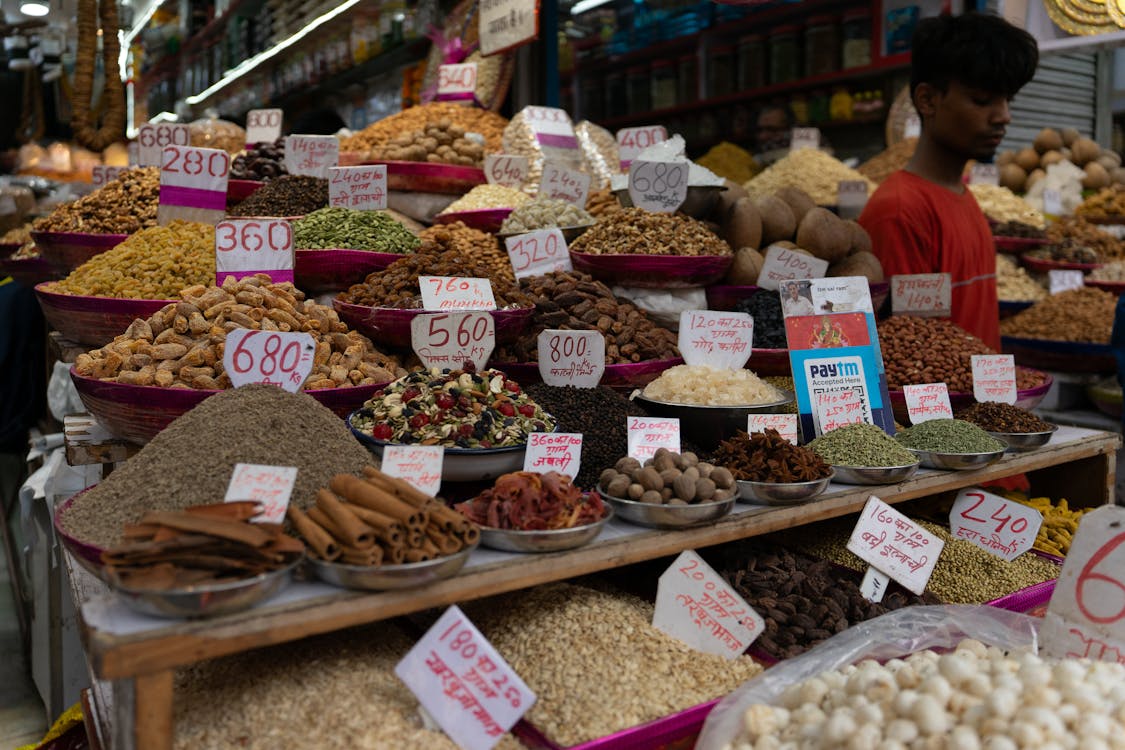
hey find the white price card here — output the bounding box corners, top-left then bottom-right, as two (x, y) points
(328, 165), (388, 210)
(224, 463), (298, 524)
(653, 550), (765, 659)
(971, 353), (1017, 405)
(847, 496), (945, 596)
(747, 414), (799, 444)
(903, 113), (922, 139)
(396, 606), (535, 750)
(629, 160), (688, 213)
(950, 488), (1043, 562)
(381, 445), (444, 498)
(678, 310), (753, 370)
(504, 227), (572, 280)
(1048, 269), (1084, 295)
(437, 63), (478, 102)
(479, 0), (539, 56)
(245, 108), (283, 145)
(758, 244), (829, 293)
(223, 329), (316, 393)
(127, 141), (139, 167)
(91, 165), (127, 187)
(158, 145), (231, 225)
(970, 163), (1000, 186)
(837, 180), (869, 220)
(137, 123), (189, 167)
(285, 135), (339, 179)
(520, 107), (578, 151)
(1041, 506), (1125, 663)
(410, 312), (495, 373)
(790, 127), (820, 151)
(890, 273), (951, 317)
(485, 154), (529, 188)
(1043, 188), (1064, 216)
(902, 383), (953, 424)
(537, 330), (605, 388)
(419, 276), (497, 311)
(214, 219), (295, 285)
(627, 416), (680, 462)
(860, 566), (890, 603)
(617, 126), (668, 169)
(523, 432), (582, 478)
(538, 161), (591, 206)
(814, 387), (868, 434)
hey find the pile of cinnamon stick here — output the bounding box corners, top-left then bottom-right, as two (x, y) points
(103, 502), (305, 590)
(288, 468), (480, 566)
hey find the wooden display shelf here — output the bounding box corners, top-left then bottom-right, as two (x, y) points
(69, 426), (1119, 750)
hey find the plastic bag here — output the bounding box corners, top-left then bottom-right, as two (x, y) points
(188, 113), (247, 154)
(610, 286), (707, 331)
(696, 605), (1041, 750)
(576, 121), (620, 189)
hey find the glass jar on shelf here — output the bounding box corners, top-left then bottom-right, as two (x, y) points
(678, 54), (698, 104)
(804, 15), (839, 78)
(651, 60), (678, 110)
(606, 70), (626, 119)
(709, 44), (736, 99)
(768, 25), (801, 85)
(737, 34), (765, 91)
(627, 63), (651, 114)
(842, 8), (871, 69)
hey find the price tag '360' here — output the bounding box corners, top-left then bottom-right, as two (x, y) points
(214, 219), (294, 286)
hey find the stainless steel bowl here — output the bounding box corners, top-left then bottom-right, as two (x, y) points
(107, 557), (301, 619)
(736, 471), (835, 506)
(308, 542), (477, 591)
(614, 185), (725, 218)
(905, 446), (1007, 471)
(630, 391), (795, 450)
(986, 426), (1056, 453)
(831, 463), (920, 485)
(598, 489), (734, 529)
(478, 507), (614, 553)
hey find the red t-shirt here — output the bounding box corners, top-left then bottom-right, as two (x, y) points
(859, 170), (999, 350)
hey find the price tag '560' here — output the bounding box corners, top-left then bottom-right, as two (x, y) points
(411, 312), (495, 373)
(504, 228), (572, 279)
(223, 329), (315, 393)
(214, 219), (294, 285)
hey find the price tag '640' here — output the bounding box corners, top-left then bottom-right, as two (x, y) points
(223, 329), (315, 393)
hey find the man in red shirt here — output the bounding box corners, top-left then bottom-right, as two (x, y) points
(859, 14), (1038, 350)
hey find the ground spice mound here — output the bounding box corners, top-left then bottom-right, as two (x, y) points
(59, 385), (373, 548)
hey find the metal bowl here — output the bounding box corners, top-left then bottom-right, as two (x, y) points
(903, 445), (1007, 471)
(308, 541), (477, 590)
(736, 471), (835, 506)
(597, 489), (734, 529)
(478, 506), (613, 553)
(986, 426), (1057, 453)
(830, 463), (920, 485)
(107, 557), (301, 619)
(630, 391), (794, 449)
(614, 185), (724, 219)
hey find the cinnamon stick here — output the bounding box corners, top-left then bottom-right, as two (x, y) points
(308, 506), (374, 551)
(362, 467), (432, 507)
(139, 511), (273, 547)
(315, 489), (375, 550)
(382, 543), (406, 565)
(404, 548), (432, 563)
(286, 506), (339, 562)
(344, 503), (405, 543)
(184, 501), (261, 522)
(426, 527), (460, 556)
(331, 474), (427, 529)
(340, 544), (384, 566)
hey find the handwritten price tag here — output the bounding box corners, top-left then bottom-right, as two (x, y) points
(758, 244), (829, 292)
(904, 113), (921, 139)
(91, 165), (127, 187)
(479, 0), (538, 56)
(396, 606), (535, 750)
(245, 108), (283, 145)
(629, 160), (688, 213)
(537, 330), (604, 388)
(158, 145), (230, 225)
(1049, 269), (1084, 295)
(971, 354), (1017, 405)
(485, 154), (529, 188)
(678, 310), (753, 370)
(837, 180), (869, 220)
(214, 219), (294, 285)
(328, 165), (387, 210)
(653, 550), (764, 659)
(419, 276), (497, 311)
(411, 312), (495, 372)
(790, 127), (820, 152)
(285, 135), (339, 179)
(137, 123), (189, 167)
(223, 329), (315, 392)
(437, 63), (478, 102)
(847, 496), (944, 595)
(747, 414), (799, 444)
(859, 566), (890, 603)
(617, 125), (668, 169)
(224, 463), (298, 524)
(382, 445), (444, 497)
(1043, 188), (1064, 216)
(538, 161), (591, 206)
(520, 107), (578, 152)
(504, 228), (572, 279)
(627, 416), (680, 461)
(814, 388), (867, 434)
(950, 488), (1042, 562)
(903, 383), (953, 424)
(523, 433), (582, 478)
(890, 273), (951, 317)
(970, 163), (1000, 186)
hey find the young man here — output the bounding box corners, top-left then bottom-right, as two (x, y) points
(859, 14), (1038, 350)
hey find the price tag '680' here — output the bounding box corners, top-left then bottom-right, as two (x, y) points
(223, 329), (315, 392)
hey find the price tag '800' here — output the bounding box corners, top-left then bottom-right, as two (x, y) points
(214, 219), (294, 285)
(505, 228), (572, 279)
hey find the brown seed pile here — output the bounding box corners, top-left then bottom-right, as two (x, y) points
(228, 175), (328, 217)
(569, 207), (732, 256)
(419, 221), (513, 285)
(857, 137), (918, 184)
(58, 385), (375, 549)
(340, 102), (508, 158)
(585, 188), (622, 218)
(714, 429), (831, 482)
(1000, 287), (1117, 343)
(33, 167), (159, 234)
(1046, 216), (1125, 260)
(956, 401), (1054, 433)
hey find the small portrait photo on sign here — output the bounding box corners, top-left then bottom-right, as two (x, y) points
(780, 280), (815, 318)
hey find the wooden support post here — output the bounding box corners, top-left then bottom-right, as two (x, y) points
(134, 671), (174, 750)
(1028, 451), (1116, 508)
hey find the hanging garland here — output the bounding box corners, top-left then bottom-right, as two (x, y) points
(70, 0), (125, 150)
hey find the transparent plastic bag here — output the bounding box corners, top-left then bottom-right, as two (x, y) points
(697, 605), (1041, 750)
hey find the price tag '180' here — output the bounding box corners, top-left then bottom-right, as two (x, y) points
(890, 273), (951, 317)
(538, 161), (591, 206)
(158, 145), (231, 226)
(246, 108), (283, 145)
(224, 463), (298, 525)
(678, 310), (753, 370)
(329, 165), (387, 210)
(627, 416), (680, 462)
(505, 228), (571, 280)
(410, 312), (495, 373)
(223, 329), (316, 393)
(903, 383), (953, 424)
(629, 160), (688, 213)
(847, 496), (944, 596)
(137, 123), (189, 167)
(950, 488), (1042, 562)
(285, 135), (339, 178)
(485, 154), (528, 188)
(537, 330), (604, 388)
(382, 445), (444, 498)
(437, 63), (478, 102)
(523, 433), (582, 478)
(971, 354), (1017, 405)
(617, 125), (668, 169)
(214, 219), (294, 285)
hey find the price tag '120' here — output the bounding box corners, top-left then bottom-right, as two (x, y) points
(505, 228), (571, 279)
(537, 330), (604, 388)
(410, 312), (495, 373)
(214, 219), (294, 285)
(950, 488), (1042, 562)
(629, 161), (687, 213)
(223, 329), (315, 393)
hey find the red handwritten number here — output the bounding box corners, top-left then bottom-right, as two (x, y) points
(1076, 531), (1125, 625)
(231, 331), (258, 373)
(439, 617), (462, 642)
(678, 558), (704, 581)
(280, 341), (300, 372)
(268, 221), (290, 252)
(960, 493), (987, 524)
(458, 315), (487, 346)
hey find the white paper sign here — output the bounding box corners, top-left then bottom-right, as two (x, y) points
(1043, 188), (1063, 216)
(890, 273), (952, 317)
(950, 488), (1042, 562)
(411, 312), (495, 373)
(437, 63), (478, 101)
(653, 550), (764, 659)
(520, 107), (578, 153)
(214, 219), (295, 285)
(628, 160), (688, 213)
(485, 154), (529, 188)
(419, 276), (497, 311)
(759, 245), (830, 293)
(903, 383), (953, 424)
(245, 108), (283, 145)
(504, 228), (572, 279)
(678, 310), (753, 369)
(846, 496), (944, 596)
(971, 353), (1017, 405)
(860, 566), (890, 603)
(790, 127), (820, 151)
(837, 180), (869, 219)
(747, 414), (799, 444)
(537, 330), (605, 388)
(285, 135), (339, 178)
(395, 606), (535, 750)
(224, 463), (298, 524)
(538, 161), (591, 206)
(328, 165), (388, 210)
(904, 114), (921, 139)
(627, 416), (680, 462)
(970, 163), (1000, 186)
(523, 432), (582, 478)
(91, 165), (127, 187)
(137, 123), (189, 167)
(1048, 269), (1084, 295)
(617, 126), (668, 169)
(158, 145), (231, 225)
(381, 445), (444, 498)
(479, 0), (539, 56)
(814, 387), (868, 434)
(127, 141), (139, 166)
(223, 329), (316, 392)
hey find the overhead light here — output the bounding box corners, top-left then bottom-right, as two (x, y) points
(20, 3), (50, 16)
(570, 0), (613, 15)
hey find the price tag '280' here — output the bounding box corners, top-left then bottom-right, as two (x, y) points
(223, 329), (316, 393)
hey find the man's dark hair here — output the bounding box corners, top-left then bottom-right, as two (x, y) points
(910, 13), (1038, 99)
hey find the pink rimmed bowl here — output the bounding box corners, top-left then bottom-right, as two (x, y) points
(0, 242), (22, 259)
(227, 178), (265, 203)
(1001, 336), (1116, 373)
(993, 235), (1048, 254)
(332, 300), (535, 348)
(491, 357), (684, 390)
(747, 348), (792, 376)
(31, 230), (128, 273)
(1084, 278), (1125, 295)
(53, 489), (108, 580)
(434, 207), (514, 233)
(35, 283), (172, 347)
(569, 252), (732, 289)
(295, 249), (408, 294)
(366, 160), (487, 194)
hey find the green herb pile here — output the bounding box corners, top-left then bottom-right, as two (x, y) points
(293, 207), (420, 253)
